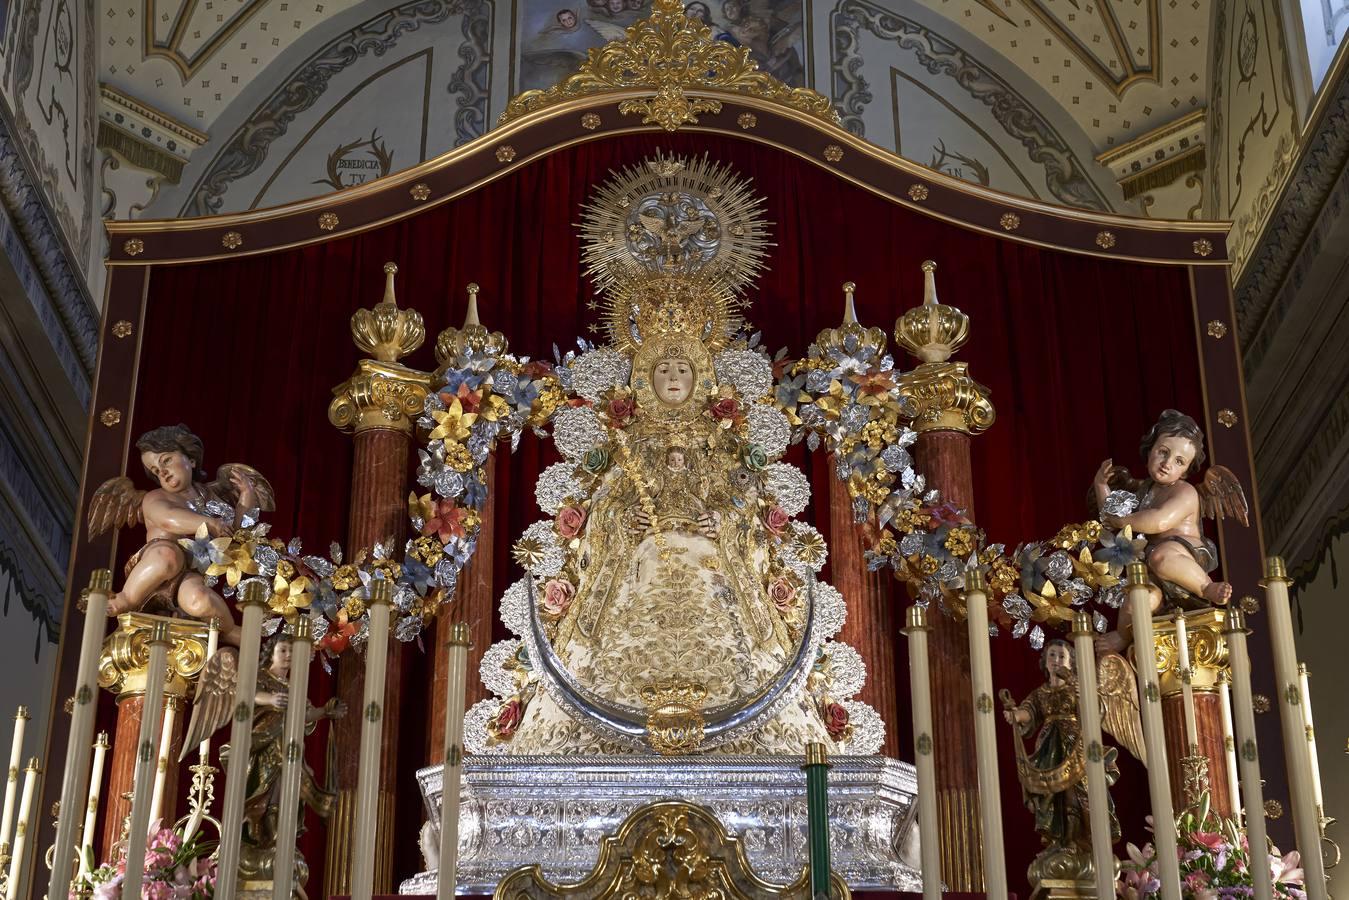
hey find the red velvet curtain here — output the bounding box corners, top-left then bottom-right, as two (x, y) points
(126, 131), (1201, 893)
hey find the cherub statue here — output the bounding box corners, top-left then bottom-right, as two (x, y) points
(1000, 641), (1145, 861)
(1090, 410), (1248, 653)
(87, 424), (274, 645)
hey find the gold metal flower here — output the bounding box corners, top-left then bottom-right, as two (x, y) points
(1193, 238), (1214, 257)
(1206, 319), (1228, 339)
(1252, 694), (1270, 714)
(495, 145), (517, 163)
(410, 183), (431, 201)
(999, 212), (1020, 231)
(123, 238), (144, 257)
(823, 144), (843, 163)
(1238, 595), (1260, 614)
(737, 112), (757, 130)
(1095, 231), (1116, 249)
(581, 112), (601, 130)
(221, 231), (243, 250)
(318, 212), (339, 231)
(427, 397), (478, 442)
(1264, 799), (1283, 819)
(907, 183), (929, 201)
(1217, 408), (1238, 428)
(112, 320), (134, 339)
(99, 408), (122, 427)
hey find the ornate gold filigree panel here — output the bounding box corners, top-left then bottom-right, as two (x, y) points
(98, 612), (212, 698)
(1154, 609), (1229, 695)
(494, 800), (850, 899)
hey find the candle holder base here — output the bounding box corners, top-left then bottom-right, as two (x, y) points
(1180, 754), (1211, 811)
(1028, 845), (1118, 900)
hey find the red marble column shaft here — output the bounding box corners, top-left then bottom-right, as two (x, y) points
(99, 695), (184, 862)
(1162, 691), (1234, 818)
(828, 467), (900, 758)
(326, 426), (412, 896)
(913, 429), (983, 892)
(428, 462), (497, 763)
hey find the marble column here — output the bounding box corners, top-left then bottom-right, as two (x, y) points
(894, 261), (995, 892)
(429, 463), (497, 761)
(326, 263), (431, 895)
(96, 614), (209, 860)
(1153, 609), (1235, 816)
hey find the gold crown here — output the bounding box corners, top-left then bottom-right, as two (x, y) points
(602, 268), (744, 355)
(639, 679), (710, 710)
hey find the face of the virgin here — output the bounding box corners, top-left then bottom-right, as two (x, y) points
(141, 449), (194, 493)
(1044, 644), (1072, 679)
(1147, 436), (1196, 485)
(652, 358), (694, 405)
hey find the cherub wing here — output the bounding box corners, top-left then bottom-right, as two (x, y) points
(587, 18), (630, 43)
(1097, 651), (1146, 765)
(179, 648), (239, 760)
(1086, 466), (1143, 517)
(672, 216), (707, 241)
(636, 210), (668, 238)
(210, 464), (276, 512)
(87, 476), (146, 540)
(1197, 465), (1249, 527)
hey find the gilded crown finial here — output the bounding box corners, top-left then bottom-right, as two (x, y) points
(841, 282), (858, 324)
(895, 259), (969, 363)
(350, 262), (426, 363)
(811, 280), (886, 365)
(435, 282), (508, 370)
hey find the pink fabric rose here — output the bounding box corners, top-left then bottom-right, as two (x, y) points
(767, 577), (796, 613)
(763, 505), (790, 535)
(491, 698), (523, 740)
(606, 395), (635, 425)
(542, 579), (575, 618)
(823, 701), (851, 740)
(709, 397), (740, 423)
(557, 505), (588, 539)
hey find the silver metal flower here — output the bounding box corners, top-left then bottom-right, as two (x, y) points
(568, 348), (631, 402)
(746, 403), (791, 458)
(823, 641), (866, 698)
(479, 638), (524, 698)
(552, 405), (607, 461)
(763, 463), (810, 517)
(839, 700), (885, 755)
(535, 462), (587, 515)
(713, 349), (773, 400)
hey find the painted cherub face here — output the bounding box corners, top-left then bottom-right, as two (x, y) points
(271, 639), (292, 674)
(652, 357), (694, 406)
(141, 449), (195, 494)
(1043, 643), (1073, 680)
(1147, 435), (1198, 485)
(666, 448), (687, 471)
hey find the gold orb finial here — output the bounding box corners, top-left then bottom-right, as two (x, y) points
(895, 260), (969, 363)
(350, 262), (426, 363)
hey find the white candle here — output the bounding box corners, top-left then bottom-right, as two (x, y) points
(78, 733), (109, 879)
(1126, 564), (1181, 900)
(903, 606), (941, 900)
(1216, 673), (1242, 826)
(199, 618), (220, 761)
(46, 569), (111, 900)
(351, 578), (393, 900)
(121, 620), (173, 899)
(215, 582), (269, 898)
(1173, 613), (1200, 753)
(0, 705), (29, 864)
(4, 759), (40, 900)
(1072, 612), (1118, 900)
(437, 622), (471, 900)
(1297, 663), (1323, 817)
(963, 572), (1007, 900)
(273, 617), (314, 900)
(1262, 557), (1328, 900)
(1224, 612), (1272, 900)
(148, 696), (179, 827)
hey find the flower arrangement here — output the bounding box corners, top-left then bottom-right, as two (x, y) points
(1118, 800), (1306, 900)
(73, 820), (216, 899)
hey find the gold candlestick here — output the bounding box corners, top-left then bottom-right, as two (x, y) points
(1126, 564), (1181, 900)
(215, 581), (269, 898)
(1072, 612), (1119, 900)
(351, 578), (393, 900)
(437, 622), (471, 900)
(1261, 557), (1328, 899)
(963, 572), (1007, 900)
(273, 617), (314, 900)
(1224, 612), (1273, 900)
(903, 606), (941, 900)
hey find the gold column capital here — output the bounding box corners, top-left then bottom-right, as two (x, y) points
(98, 612), (212, 699)
(894, 361), (995, 434)
(350, 262), (426, 363)
(328, 359), (432, 435)
(1153, 608), (1230, 695)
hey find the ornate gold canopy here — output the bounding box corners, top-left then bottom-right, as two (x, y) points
(497, 0), (838, 130)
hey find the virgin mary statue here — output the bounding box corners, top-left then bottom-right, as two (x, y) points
(463, 154), (883, 758)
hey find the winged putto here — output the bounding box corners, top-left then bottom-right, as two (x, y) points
(86, 424), (275, 645)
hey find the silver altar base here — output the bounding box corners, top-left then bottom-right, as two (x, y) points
(399, 754), (923, 895)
